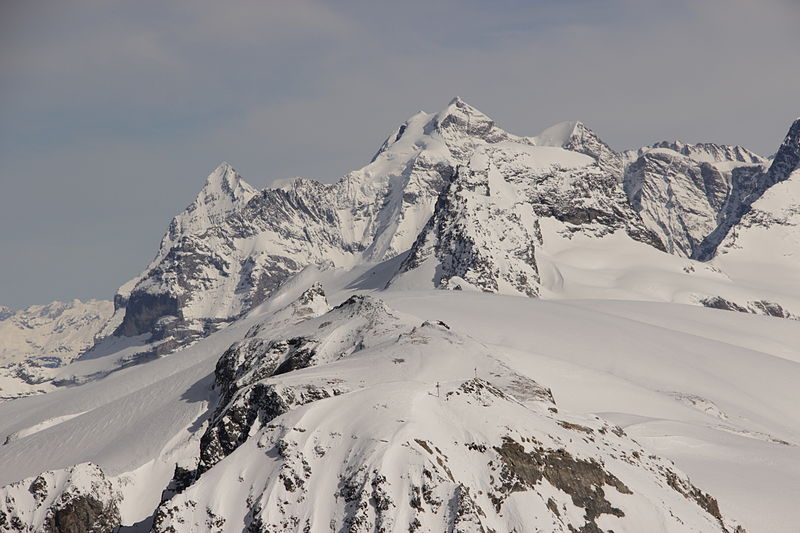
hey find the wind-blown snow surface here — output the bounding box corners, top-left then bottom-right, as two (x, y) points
(0, 274), (797, 531)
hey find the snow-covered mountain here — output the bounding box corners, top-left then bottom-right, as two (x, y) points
(114, 98), (523, 347)
(0, 463), (121, 532)
(110, 104), (800, 355)
(2, 99), (799, 532)
(151, 287), (739, 533)
(103, 102), (789, 353)
(0, 299), (114, 398)
(623, 142), (767, 257)
(7, 280), (789, 532)
(0, 300), (113, 368)
(391, 139), (661, 295)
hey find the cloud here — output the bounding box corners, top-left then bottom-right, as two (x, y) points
(1, 0), (798, 307)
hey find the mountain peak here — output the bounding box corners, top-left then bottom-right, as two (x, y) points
(202, 162), (255, 197)
(194, 162), (257, 209)
(159, 163), (258, 249)
(765, 117), (800, 185)
(436, 96), (491, 124)
(430, 97), (518, 161)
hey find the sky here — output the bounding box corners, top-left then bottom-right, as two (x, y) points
(1, 0), (798, 309)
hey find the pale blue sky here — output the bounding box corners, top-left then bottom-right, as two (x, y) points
(1, 0), (798, 309)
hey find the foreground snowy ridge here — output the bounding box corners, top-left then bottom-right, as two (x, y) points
(1, 100), (799, 532)
(147, 286), (742, 533)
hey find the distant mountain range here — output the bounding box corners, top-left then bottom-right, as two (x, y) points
(1, 98), (798, 532)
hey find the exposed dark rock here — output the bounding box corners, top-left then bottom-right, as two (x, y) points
(700, 296), (797, 320)
(44, 495), (119, 533)
(117, 292), (179, 338)
(700, 296), (750, 313)
(493, 436), (630, 529)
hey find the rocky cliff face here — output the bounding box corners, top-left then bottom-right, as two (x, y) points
(394, 139), (661, 295)
(695, 118), (800, 260)
(622, 142), (768, 257)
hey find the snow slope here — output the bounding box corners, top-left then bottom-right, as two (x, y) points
(154, 292), (735, 533)
(114, 98), (522, 345)
(1, 274), (797, 531)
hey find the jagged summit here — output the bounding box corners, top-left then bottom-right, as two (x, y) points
(97, 99), (800, 350)
(431, 96), (519, 153)
(434, 96), (493, 125)
(371, 96), (519, 166)
(160, 162), (259, 248)
(765, 117), (800, 185)
(194, 162), (257, 215)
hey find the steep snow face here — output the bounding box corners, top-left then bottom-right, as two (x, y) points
(393, 141), (662, 296)
(152, 291), (737, 533)
(623, 142), (768, 257)
(535, 120), (623, 177)
(112, 98), (530, 342)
